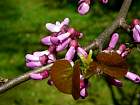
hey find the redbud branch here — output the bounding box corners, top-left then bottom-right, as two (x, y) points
(0, 0), (132, 94)
(0, 64), (53, 94)
(85, 0), (132, 51)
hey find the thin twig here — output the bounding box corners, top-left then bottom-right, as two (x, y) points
(0, 0), (132, 94)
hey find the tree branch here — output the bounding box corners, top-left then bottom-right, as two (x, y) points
(0, 0), (132, 94)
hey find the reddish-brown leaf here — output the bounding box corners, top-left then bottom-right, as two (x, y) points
(96, 51), (126, 66)
(72, 61), (80, 100)
(98, 63), (128, 78)
(50, 60), (73, 94)
(85, 61), (98, 78)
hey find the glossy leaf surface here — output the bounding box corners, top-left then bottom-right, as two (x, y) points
(96, 51), (126, 66)
(72, 61), (80, 100)
(50, 60), (73, 94)
(89, 51), (128, 78)
(98, 63), (128, 78)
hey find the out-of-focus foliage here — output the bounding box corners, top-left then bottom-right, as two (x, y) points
(0, 0), (140, 105)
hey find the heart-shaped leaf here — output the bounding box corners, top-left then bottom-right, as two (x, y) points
(96, 51), (126, 66)
(72, 61), (80, 100)
(98, 63), (128, 78)
(50, 60), (73, 94)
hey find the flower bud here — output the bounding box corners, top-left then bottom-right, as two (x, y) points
(116, 44), (126, 55)
(78, 2), (90, 15)
(46, 23), (61, 32)
(65, 46), (76, 61)
(108, 33), (119, 50)
(77, 47), (88, 58)
(56, 38), (71, 52)
(125, 71), (140, 84)
(29, 70), (49, 80)
(131, 19), (140, 28)
(132, 25), (140, 42)
(99, 0), (108, 4)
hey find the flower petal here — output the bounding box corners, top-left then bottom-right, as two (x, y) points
(25, 54), (39, 61)
(108, 33), (119, 49)
(116, 44), (126, 55)
(46, 23), (60, 32)
(125, 71), (140, 84)
(78, 2), (90, 15)
(65, 46), (76, 61)
(56, 38), (71, 52)
(41, 36), (53, 45)
(57, 32), (70, 42)
(29, 73), (43, 80)
(77, 47), (88, 58)
(26, 61), (42, 68)
(50, 37), (60, 45)
(133, 26), (140, 42)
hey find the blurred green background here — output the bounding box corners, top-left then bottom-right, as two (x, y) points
(0, 0), (140, 105)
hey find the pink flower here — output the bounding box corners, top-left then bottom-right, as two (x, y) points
(131, 19), (140, 43)
(68, 28), (83, 39)
(29, 70), (49, 80)
(77, 47), (88, 58)
(99, 0), (108, 4)
(80, 75), (88, 98)
(56, 38), (72, 52)
(132, 25), (140, 42)
(78, 0), (90, 15)
(116, 44), (126, 55)
(106, 76), (122, 87)
(125, 71), (140, 84)
(107, 33), (119, 50)
(46, 18), (69, 32)
(26, 50), (56, 68)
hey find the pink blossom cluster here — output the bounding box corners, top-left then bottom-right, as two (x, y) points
(25, 18), (88, 96)
(104, 33), (140, 86)
(25, 18), (89, 99)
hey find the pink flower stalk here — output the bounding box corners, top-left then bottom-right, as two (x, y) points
(46, 18), (69, 32)
(29, 70), (49, 80)
(125, 71), (140, 84)
(107, 33), (119, 50)
(78, 0), (90, 15)
(116, 44), (126, 55)
(26, 50), (56, 68)
(99, 0), (108, 4)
